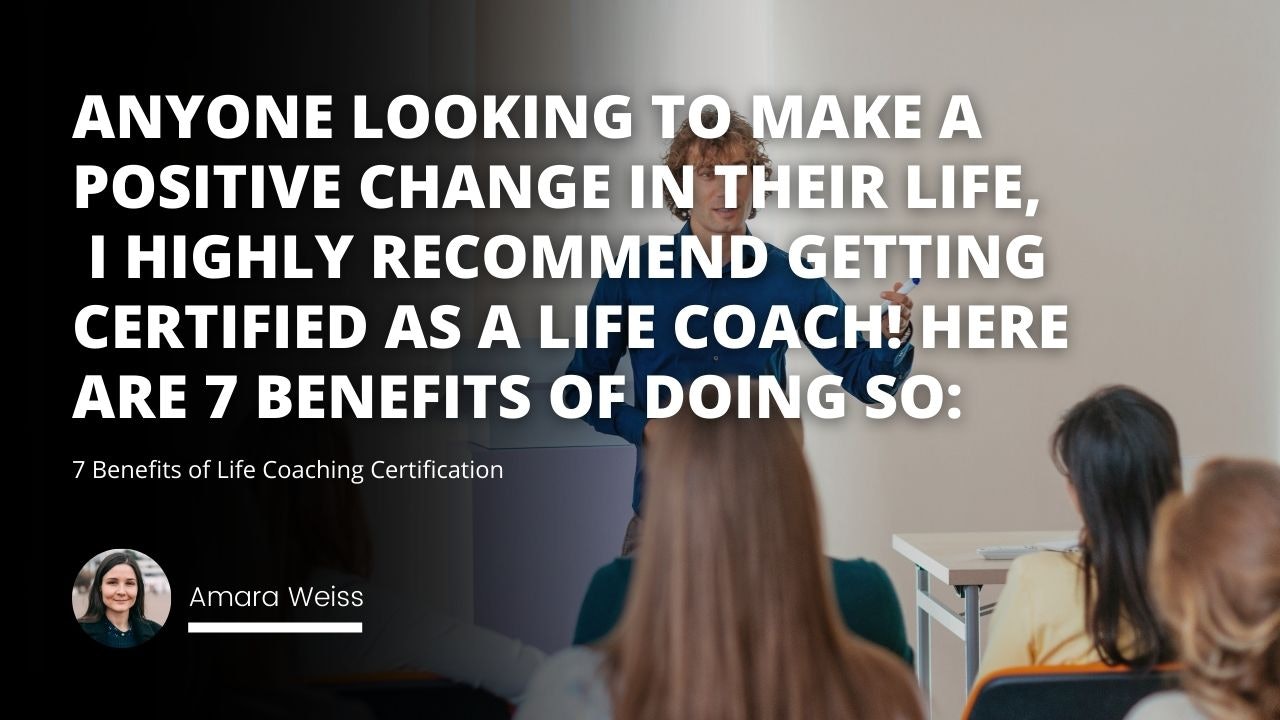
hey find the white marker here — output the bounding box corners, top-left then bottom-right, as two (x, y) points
(879, 276), (921, 316)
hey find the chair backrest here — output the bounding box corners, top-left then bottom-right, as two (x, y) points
(963, 663), (1181, 720)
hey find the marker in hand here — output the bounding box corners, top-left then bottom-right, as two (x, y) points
(880, 277), (920, 349)
(879, 277), (920, 316)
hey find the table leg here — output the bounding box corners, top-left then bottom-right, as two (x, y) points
(916, 566), (931, 716)
(963, 584), (980, 691)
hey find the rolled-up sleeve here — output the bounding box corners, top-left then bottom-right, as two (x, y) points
(803, 278), (914, 403)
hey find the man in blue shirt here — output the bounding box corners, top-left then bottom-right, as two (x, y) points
(564, 109), (915, 554)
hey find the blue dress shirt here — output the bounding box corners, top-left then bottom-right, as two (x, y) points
(564, 222), (914, 512)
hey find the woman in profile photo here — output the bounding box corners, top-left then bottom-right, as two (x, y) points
(79, 552), (162, 648)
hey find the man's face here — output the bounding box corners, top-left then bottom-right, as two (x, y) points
(687, 142), (753, 239)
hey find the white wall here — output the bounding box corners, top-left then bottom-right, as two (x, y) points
(770, 2), (1280, 716)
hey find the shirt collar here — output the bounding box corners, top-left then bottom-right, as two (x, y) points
(674, 221), (759, 264)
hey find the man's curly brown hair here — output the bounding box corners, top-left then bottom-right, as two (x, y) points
(662, 108), (774, 221)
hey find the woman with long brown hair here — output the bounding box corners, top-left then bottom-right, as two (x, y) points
(78, 551), (164, 648)
(1126, 458), (1280, 720)
(517, 396), (923, 720)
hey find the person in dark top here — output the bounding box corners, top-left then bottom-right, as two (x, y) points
(574, 555), (913, 666)
(563, 108), (916, 554)
(79, 552), (162, 648)
(517, 388), (924, 720)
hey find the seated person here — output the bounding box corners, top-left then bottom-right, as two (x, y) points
(1126, 458), (1280, 720)
(980, 386), (1179, 676)
(574, 553), (911, 665)
(574, 415), (911, 664)
(517, 387), (923, 720)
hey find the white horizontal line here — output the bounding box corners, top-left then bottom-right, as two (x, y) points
(188, 622), (362, 634)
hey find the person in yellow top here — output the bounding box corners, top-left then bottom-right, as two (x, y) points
(980, 386), (1180, 676)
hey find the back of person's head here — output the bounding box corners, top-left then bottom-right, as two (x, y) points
(1051, 385), (1180, 667)
(604, 384), (921, 720)
(1151, 458), (1280, 720)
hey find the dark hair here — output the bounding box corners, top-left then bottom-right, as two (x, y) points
(1051, 385), (1180, 668)
(79, 551), (146, 626)
(662, 107), (773, 221)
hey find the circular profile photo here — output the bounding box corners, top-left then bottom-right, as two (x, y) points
(72, 549), (170, 648)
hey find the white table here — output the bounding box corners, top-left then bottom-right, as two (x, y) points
(892, 530), (1078, 711)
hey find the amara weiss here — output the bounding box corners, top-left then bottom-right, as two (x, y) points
(190, 586), (364, 608)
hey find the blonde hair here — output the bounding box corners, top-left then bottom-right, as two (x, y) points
(602, 392), (922, 720)
(1151, 457), (1280, 720)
